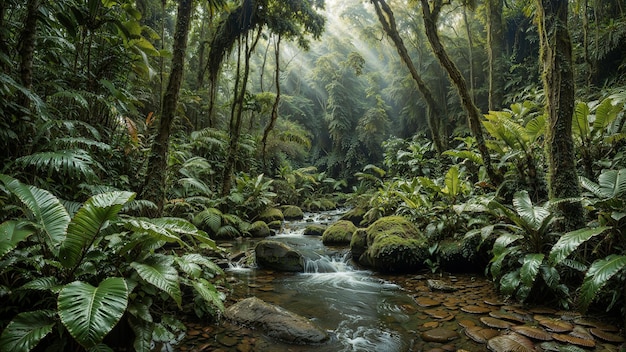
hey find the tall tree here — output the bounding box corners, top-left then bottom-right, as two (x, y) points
(140, 0), (195, 214)
(261, 34), (282, 169)
(370, 0), (447, 154)
(536, 0), (585, 230)
(17, 0), (41, 109)
(485, 0), (506, 110)
(418, 0), (502, 186)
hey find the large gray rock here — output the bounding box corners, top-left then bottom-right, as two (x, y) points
(225, 297), (329, 344)
(255, 240), (304, 272)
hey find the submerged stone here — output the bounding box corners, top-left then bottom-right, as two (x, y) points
(224, 297), (329, 344)
(421, 327), (458, 343)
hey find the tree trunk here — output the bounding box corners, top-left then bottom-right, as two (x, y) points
(140, 0), (193, 215)
(420, 0), (502, 186)
(462, 7), (475, 101)
(486, 0), (506, 110)
(221, 28), (262, 196)
(537, 0), (585, 231)
(371, 0), (446, 154)
(261, 34), (282, 170)
(17, 0), (40, 109)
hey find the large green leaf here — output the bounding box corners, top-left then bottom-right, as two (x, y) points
(573, 101), (591, 140)
(122, 218), (185, 246)
(59, 191), (135, 269)
(592, 97), (621, 132)
(0, 221), (35, 259)
(443, 165), (460, 198)
(15, 149), (97, 181)
(512, 190), (550, 231)
(191, 278), (225, 312)
(0, 310), (56, 352)
(520, 253), (544, 287)
(548, 226), (610, 265)
(579, 255), (626, 311)
(131, 255), (182, 308)
(598, 169), (626, 198)
(0, 175), (70, 255)
(58, 277), (129, 348)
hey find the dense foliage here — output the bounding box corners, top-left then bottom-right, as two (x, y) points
(1, 0), (626, 350)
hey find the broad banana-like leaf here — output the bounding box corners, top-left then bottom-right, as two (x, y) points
(499, 270), (521, 296)
(0, 175), (70, 255)
(520, 253), (544, 287)
(0, 310), (55, 352)
(58, 277), (128, 349)
(19, 277), (62, 293)
(178, 253), (223, 277)
(512, 190), (550, 231)
(598, 168), (626, 198)
(130, 254), (182, 308)
(573, 101), (591, 140)
(191, 278), (225, 312)
(525, 113), (547, 143)
(548, 226), (610, 265)
(442, 149), (483, 165)
(122, 218), (185, 246)
(128, 315), (152, 352)
(59, 191), (135, 268)
(0, 220), (35, 259)
(593, 97), (621, 132)
(443, 165), (460, 198)
(579, 255), (626, 311)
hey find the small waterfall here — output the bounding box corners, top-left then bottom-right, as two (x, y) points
(303, 252), (352, 273)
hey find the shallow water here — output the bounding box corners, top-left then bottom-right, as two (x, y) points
(180, 210), (625, 352)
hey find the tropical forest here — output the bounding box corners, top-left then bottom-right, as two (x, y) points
(2, 0), (626, 350)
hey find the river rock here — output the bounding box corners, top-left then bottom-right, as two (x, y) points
(322, 220), (357, 245)
(421, 327), (458, 343)
(255, 240), (304, 272)
(303, 224), (326, 236)
(282, 205), (304, 220)
(259, 208), (284, 223)
(340, 207), (367, 226)
(351, 216), (428, 272)
(248, 221), (270, 238)
(225, 297), (329, 344)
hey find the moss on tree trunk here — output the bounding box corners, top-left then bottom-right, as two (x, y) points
(537, 0), (585, 231)
(140, 0), (193, 215)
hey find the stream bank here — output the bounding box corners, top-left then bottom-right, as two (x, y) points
(179, 210), (625, 351)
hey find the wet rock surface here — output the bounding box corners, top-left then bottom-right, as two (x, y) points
(180, 272), (625, 351)
(224, 297), (329, 344)
(254, 240), (304, 272)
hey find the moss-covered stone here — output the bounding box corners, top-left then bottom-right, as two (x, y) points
(340, 207), (367, 226)
(267, 220), (282, 231)
(322, 220), (357, 245)
(255, 240), (304, 272)
(282, 205), (304, 220)
(303, 224), (326, 236)
(350, 228), (368, 260)
(248, 221), (270, 238)
(438, 234), (487, 273)
(259, 208), (284, 223)
(352, 216), (428, 273)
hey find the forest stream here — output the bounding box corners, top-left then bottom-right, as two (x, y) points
(179, 210), (625, 352)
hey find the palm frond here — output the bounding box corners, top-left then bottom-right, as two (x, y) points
(15, 149), (98, 181)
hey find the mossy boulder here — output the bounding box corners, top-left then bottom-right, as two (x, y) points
(340, 207), (367, 226)
(303, 224), (326, 236)
(352, 216), (428, 273)
(259, 208), (284, 223)
(322, 220), (357, 245)
(248, 221), (270, 238)
(267, 220), (283, 231)
(349, 228), (368, 260)
(255, 240), (304, 272)
(438, 234), (486, 272)
(282, 205), (304, 220)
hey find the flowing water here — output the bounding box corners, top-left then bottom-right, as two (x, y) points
(180, 210), (625, 352)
